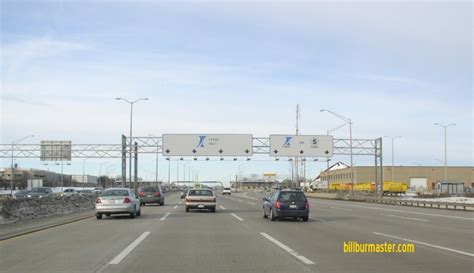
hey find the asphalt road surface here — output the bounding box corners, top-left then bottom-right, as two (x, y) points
(1, 190), (472, 273)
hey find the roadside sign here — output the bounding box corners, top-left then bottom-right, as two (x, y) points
(269, 135), (333, 157)
(40, 141), (72, 161)
(162, 134), (253, 156)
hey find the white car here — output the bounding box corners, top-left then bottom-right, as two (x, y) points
(61, 188), (78, 197)
(95, 188), (141, 219)
(222, 187), (232, 195)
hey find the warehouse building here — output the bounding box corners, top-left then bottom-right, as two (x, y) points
(317, 164), (473, 192)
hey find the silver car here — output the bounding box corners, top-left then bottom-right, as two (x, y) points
(95, 188), (141, 219)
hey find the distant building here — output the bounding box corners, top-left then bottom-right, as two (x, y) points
(71, 174), (99, 184)
(317, 163), (473, 191)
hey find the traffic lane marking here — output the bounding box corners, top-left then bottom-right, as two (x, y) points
(173, 205), (178, 209)
(160, 212), (171, 221)
(309, 217), (326, 222)
(373, 232), (474, 258)
(380, 213), (429, 222)
(247, 202), (256, 205)
(109, 232), (150, 264)
(260, 232), (315, 265)
(230, 213), (244, 221)
(219, 206), (226, 210)
(309, 200), (473, 220)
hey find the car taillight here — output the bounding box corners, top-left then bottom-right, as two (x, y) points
(186, 197), (190, 202)
(155, 192), (161, 197)
(96, 198), (102, 204)
(123, 197), (131, 203)
(305, 202), (310, 209)
(275, 200), (281, 209)
(138, 192), (145, 197)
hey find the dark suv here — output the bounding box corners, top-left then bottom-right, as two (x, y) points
(137, 186), (165, 206)
(262, 189), (309, 222)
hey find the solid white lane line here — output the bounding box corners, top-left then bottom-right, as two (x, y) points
(173, 205), (178, 209)
(310, 217), (326, 222)
(219, 206), (226, 210)
(330, 206), (352, 212)
(381, 213), (428, 222)
(373, 232), (474, 257)
(309, 200), (472, 220)
(178, 201), (182, 204)
(260, 233), (315, 265)
(238, 199), (244, 202)
(230, 213), (244, 221)
(160, 212), (171, 221)
(109, 232), (150, 264)
(247, 202), (256, 205)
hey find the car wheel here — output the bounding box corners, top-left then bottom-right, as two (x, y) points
(270, 209), (276, 221)
(137, 208), (141, 216)
(130, 206), (136, 219)
(96, 214), (102, 220)
(185, 206), (189, 212)
(160, 201), (165, 206)
(105, 213), (110, 217)
(302, 216), (309, 222)
(211, 207), (216, 213)
(263, 210), (268, 219)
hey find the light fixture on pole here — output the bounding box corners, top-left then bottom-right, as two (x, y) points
(115, 97), (149, 188)
(434, 123), (456, 181)
(384, 136), (401, 182)
(10, 135), (34, 196)
(321, 109), (354, 192)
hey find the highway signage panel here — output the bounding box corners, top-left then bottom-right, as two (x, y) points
(162, 134), (253, 156)
(40, 140), (72, 161)
(269, 135), (333, 157)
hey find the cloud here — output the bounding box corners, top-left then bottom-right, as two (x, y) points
(2, 37), (89, 77)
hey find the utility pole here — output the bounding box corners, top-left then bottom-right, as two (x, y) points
(384, 136), (401, 182)
(295, 104), (301, 188)
(434, 123), (456, 181)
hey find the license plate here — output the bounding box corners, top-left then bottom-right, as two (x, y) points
(289, 205), (298, 209)
(198, 205), (204, 208)
(147, 194), (153, 197)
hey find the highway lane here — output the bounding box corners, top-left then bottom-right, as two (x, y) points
(0, 190), (472, 273)
(225, 192), (473, 272)
(0, 192), (183, 273)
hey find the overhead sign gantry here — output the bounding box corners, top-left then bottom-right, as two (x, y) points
(269, 135), (333, 157)
(162, 134), (253, 156)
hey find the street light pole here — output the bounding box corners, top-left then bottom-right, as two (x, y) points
(116, 97), (149, 188)
(10, 135), (34, 196)
(384, 136), (401, 182)
(434, 123), (456, 181)
(321, 109), (354, 192)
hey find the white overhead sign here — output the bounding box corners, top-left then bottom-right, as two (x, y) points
(162, 134), (253, 156)
(269, 135), (333, 157)
(40, 140), (72, 161)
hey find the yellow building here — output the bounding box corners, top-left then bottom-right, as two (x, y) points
(318, 165), (473, 191)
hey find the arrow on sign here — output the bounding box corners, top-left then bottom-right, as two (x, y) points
(165, 149), (170, 154)
(325, 150), (329, 155)
(219, 149), (223, 154)
(245, 149), (249, 154)
(273, 150), (278, 154)
(300, 150), (304, 154)
(192, 149), (197, 154)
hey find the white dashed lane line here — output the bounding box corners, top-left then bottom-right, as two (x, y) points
(381, 213), (429, 222)
(230, 213), (244, 222)
(373, 232), (474, 258)
(109, 232), (150, 264)
(173, 205), (178, 210)
(219, 206), (226, 210)
(260, 232), (315, 265)
(247, 202), (256, 205)
(160, 212), (171, 221)
(329, 206), (352, 212)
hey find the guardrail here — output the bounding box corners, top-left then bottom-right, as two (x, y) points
(348, 196), (474, 211)
(307, 193), (474, 211)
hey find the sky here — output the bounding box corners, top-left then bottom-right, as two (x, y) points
(1, 0), (472, 183)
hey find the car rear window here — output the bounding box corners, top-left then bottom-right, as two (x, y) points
(100, 189), (129, 197)
(140, 187), (158, 192)
(224, 188), (231, 190)
(188, 190), (213, 196)
(279, 192), (306, 202)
